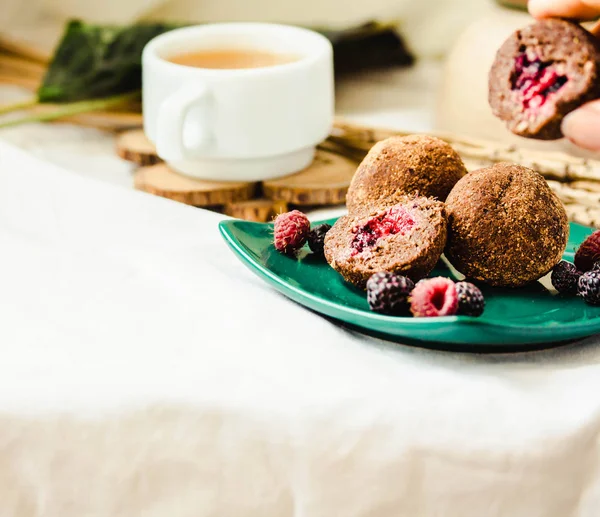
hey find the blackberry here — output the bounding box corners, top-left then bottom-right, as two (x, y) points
(578, 270), (600, 306)
(307, 223), (331, 257)
(367, 272), (414, 316)
(551, 260), (582, 295)
(455, 281), (485, 317)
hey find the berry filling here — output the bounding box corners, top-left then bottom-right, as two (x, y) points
(351, 206), (416, 255)
(511, 53), (568, 111)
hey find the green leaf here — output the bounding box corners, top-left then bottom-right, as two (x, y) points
(38, 20), (176, 102)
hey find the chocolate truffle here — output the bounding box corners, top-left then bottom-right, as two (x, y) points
(324, 196), (447, 289)
(345, 135), (468, 212)
(445, 162), (569, 287)
(489, 19), (600, 140)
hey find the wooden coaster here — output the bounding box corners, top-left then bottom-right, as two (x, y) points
(262, 149), (357, 205)
(224, 198), (288, 222)
(116, 129), (162, 166)
(118, 128), (358, 209)
(134, 164), (256, 206)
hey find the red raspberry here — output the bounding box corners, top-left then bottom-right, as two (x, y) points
(273, 210), (310, 255)
(575, 230), (600, 272)
(409, 277), (458, 317)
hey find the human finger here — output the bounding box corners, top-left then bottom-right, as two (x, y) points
(528, 0), (600, 21)
(562, 100), (600, 151)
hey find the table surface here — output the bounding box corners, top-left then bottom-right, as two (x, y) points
(3, 60), (600, 517)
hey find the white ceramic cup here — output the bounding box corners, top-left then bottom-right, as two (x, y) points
(142, 23), (335, 182)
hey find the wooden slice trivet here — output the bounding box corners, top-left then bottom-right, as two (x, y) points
(134, 164), (256, 206)
(262, 149), (357, 205)
(116, 129), (162, 166)
(224, 198), (288, 222)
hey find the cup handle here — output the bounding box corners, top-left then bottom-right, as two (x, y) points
(155, 82), (212, 160)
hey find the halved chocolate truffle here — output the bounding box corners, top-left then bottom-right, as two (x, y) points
(489, 19), (600, 140)
(324, 196), (447, 289)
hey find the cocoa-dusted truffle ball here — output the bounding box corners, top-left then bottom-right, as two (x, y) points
(445, 163), (569, 287)
(345, 135), (468, 212)
(489, 19), (600, 140)
(324, 195), (447, 289)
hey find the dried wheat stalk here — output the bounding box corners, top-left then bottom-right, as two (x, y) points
(0, 34), (50, 64)
(331, 120), (600, 183)
(547, 180), (600, 208)
(0, 35), (47, 92)
(0, 73), (40, 90)
(564, 204), (600, 228)
(567, 180), (600, 193)
(0, 54), (46, 79)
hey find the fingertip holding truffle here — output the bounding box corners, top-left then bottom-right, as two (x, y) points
(489, 19), (600, 140)
(561, 101), (600, 151)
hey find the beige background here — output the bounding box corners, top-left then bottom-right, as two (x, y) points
(1, 0), (497, 59)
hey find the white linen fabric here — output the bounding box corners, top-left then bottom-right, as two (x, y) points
(1, 140), (600, 516)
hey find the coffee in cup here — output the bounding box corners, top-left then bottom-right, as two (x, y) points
(167, 48), (299, 69)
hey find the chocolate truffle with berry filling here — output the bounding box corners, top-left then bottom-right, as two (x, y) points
(324, 195), (447, 289)
(489, 19), (600, 140)
(445, 163), (569, 288)
(346, 135), (468, 212)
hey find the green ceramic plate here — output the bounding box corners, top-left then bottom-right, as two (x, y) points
(219, 218), (600, 351)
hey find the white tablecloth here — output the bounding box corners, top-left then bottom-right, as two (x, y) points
(2, 133), (600, 516)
